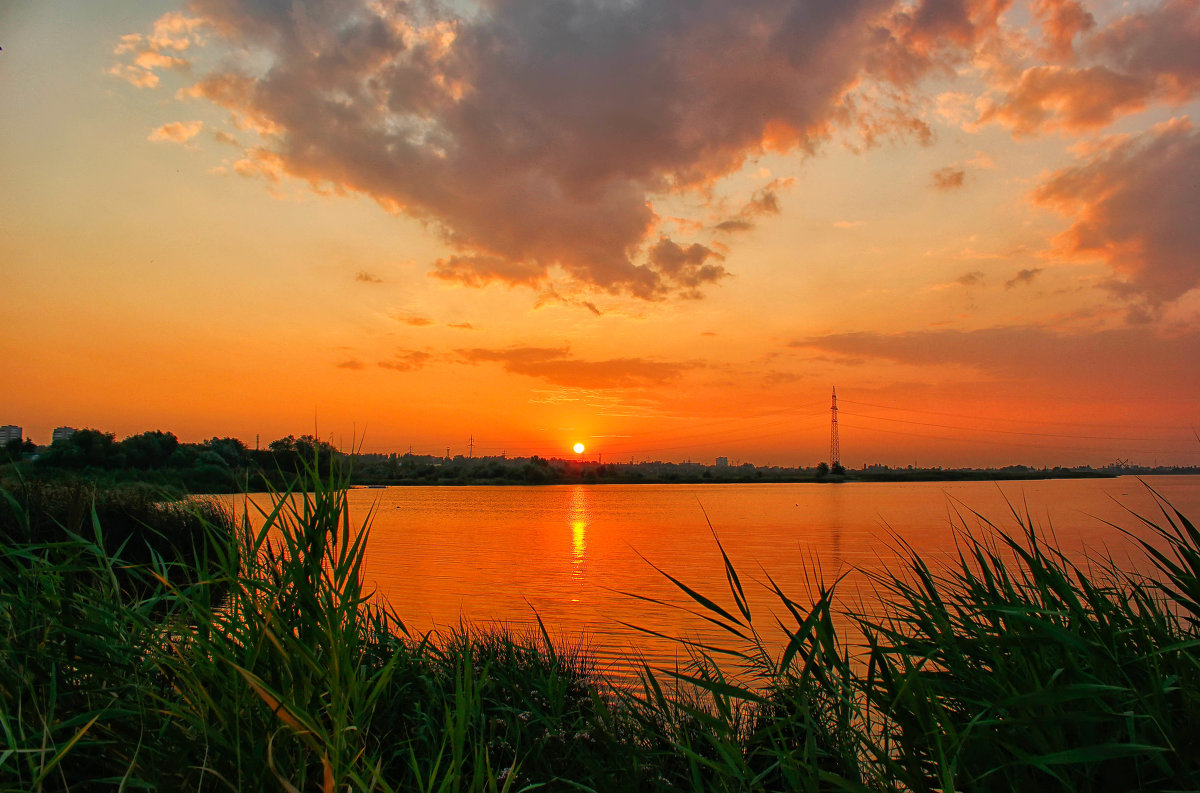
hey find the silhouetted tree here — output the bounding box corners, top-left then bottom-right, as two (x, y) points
(2, 437), (35, 463)
(38, 429), (120, 468)
(120, 430), (179, 469)
(203, 436), (248, 467)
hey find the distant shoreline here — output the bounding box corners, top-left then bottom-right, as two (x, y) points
(349, 468), (1144, 487)
(6, 427), (1195, 493)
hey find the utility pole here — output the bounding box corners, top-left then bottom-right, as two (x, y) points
(468, 434), (474, 459)
(830, 386), (841, 468)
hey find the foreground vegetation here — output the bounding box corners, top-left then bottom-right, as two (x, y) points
(3, 466), (1200, 791)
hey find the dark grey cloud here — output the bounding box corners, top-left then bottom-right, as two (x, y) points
(931, 165), (966, 190)
(1005, 267), (1042, 288)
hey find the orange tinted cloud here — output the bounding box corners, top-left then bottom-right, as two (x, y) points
(981, 0), (1199, 135)
(148, 120), (204, 144)
(378, 350), (432, 372)
(931, 165), (967, 190)
(392, 314), (434, 327)
(1032, 0), (1094, 61)
(1033, 119), (1200, 309)
(979, 65), (1152, 135)
(866, 0), (1009, 87)
(111, 12), (204, 87)
(796, 326), (1200, 400)
(457, 347), (696, 389)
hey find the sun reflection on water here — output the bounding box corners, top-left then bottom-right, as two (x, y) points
(568, 486), (589, 572)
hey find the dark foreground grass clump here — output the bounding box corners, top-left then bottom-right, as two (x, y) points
(3, 465), (1200, 792)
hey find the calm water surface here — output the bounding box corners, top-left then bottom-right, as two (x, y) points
(327, 477), (1200, 680)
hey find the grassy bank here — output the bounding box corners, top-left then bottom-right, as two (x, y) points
(3, 467), (1199, 791)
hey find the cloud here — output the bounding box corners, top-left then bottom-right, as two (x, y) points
(1033, 118), (1200, 309)
(978, 65), (1153, 135)
(378, 350), (432, 372)
(533, 286), (604, 315)
(957, 270), (986, 286)
(135, 51), (189, 71)
(1005, 267), (1042, 288)
(134, 0), (905, 299)
(148, 120), (204, 144)
(232, 148), (285, 181)
(794, 326), (1200, 392)
(1088, 0), (1200, 102)
(122, 0), (1199, 301)
(110, 12), (204, 87)
(714, 218), (755, 234)
(931, 165), (966, 190)
(1032, 0), (1094, 61)
(833, 220), (866, 229)
(713, 177), (794, 233)
(979, 0), (1200, 135)
(646, 239), (728, 297)
(457, 346), (695, 389)
(864, 0), (1010, 88)
(447, 321), (473, 330)
(392, 313), (434, 327)
(336, 359), (365, 370)
(355, 271), (383, 283)
(432, 255), (548, 289)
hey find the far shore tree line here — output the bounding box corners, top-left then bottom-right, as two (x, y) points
(2, 430), (339, 492)
(5, 426), (1192, 492)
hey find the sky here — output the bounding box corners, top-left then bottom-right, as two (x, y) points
(2, 0), (1198, 468)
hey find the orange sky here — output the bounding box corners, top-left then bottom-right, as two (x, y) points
(2, 0), (1199, 467)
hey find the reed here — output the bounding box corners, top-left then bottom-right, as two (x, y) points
(629, 493), (1200, 792)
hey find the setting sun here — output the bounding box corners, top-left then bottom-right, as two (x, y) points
(573, 443), (585, 454)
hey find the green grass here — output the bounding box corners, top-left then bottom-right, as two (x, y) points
(3, 465), (1199, 791)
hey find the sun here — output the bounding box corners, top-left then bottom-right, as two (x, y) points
(573, 442), (585, 454)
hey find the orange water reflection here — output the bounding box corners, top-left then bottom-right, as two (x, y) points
(245, 477), (1200, 684)
(570, 485), (588, 575)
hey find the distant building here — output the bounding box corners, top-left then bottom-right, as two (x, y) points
(715, 456), (729, 467)
(52, 426), (78, 443)
(0, 425), (21, 444)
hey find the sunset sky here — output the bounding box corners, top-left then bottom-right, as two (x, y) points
(3, 0), (1198, 468)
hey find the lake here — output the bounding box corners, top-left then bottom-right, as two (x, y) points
(284, 476), (1200, 682)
